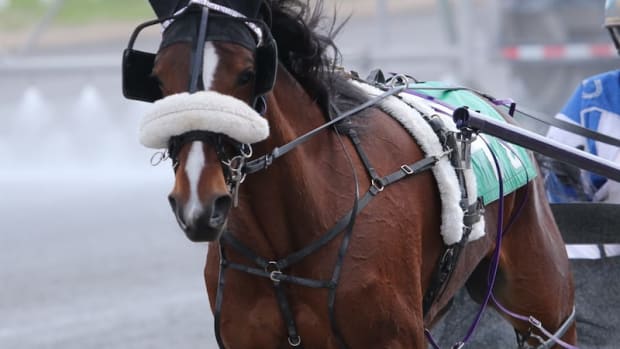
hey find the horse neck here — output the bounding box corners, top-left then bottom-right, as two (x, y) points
(230, 67), (352, 257)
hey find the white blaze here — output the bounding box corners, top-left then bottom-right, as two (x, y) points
(202, 42), (219, 90)
(184, 141), (206, 223)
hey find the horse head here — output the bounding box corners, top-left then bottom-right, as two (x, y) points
(123, 0), (276, 241)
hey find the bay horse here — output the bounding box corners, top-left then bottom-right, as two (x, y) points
(123, 0), (577, 348)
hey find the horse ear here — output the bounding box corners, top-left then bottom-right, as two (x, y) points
(259, 1), (273, 28)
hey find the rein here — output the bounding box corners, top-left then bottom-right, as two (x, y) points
(242, 85), (408, 175)
(424, 129), (577, 349)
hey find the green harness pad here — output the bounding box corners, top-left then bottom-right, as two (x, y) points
(410, 82), (537, 205)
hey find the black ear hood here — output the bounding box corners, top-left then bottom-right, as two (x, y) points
(137, 0), (276, 102)
(151, 0), (270, 51)
(160, 14), (258, 51)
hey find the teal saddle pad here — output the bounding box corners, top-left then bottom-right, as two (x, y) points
(409, 81), (537, 205)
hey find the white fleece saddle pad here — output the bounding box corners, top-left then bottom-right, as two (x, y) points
(352, 80), (486, 245)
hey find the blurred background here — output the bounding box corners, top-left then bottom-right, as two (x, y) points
(0, 0), (616, 348)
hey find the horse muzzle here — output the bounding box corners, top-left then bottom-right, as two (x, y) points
(168, 194), (232, 242)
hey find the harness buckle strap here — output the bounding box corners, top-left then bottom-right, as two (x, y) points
(371, 178), (385, 192)
(400, 164), (414, 175)
(463, 199), (484, 227)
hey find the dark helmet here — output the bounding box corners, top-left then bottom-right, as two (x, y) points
(605, 0), (620, 54)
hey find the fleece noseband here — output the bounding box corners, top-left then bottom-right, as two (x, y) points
(139, 90), (269, 149)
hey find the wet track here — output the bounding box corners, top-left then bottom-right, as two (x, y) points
(0, 173), (218, 348)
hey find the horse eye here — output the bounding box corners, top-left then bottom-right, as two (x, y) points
(236, 70), (255, 86)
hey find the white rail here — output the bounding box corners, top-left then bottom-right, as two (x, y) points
(0, 54), (120, 74)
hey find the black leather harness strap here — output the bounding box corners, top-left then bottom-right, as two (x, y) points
(189, 6), (210, 93)
(213, 154), (441, 348)
(348, 129), (382, 183)
(273, 283), (303, 348)
(343, 118), (472, 317)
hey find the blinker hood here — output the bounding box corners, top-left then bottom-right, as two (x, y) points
(160, 11), (259, 52)
(123, 0), (277, 104)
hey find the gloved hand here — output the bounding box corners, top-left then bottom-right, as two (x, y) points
(593, 180), (620, 204)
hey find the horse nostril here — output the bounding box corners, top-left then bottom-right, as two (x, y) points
(168, 195), (177, 211)
(168, 194), (188, 230)
(209, 195), (232, 227)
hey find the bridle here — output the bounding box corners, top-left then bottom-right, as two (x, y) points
(167, 130), (253, 206)
(122, 0), (277, 110)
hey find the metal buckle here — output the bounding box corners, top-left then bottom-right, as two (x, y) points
(371, 178), (385, 192)
(400, 164), (414, 175)
(269, 270), (282, 284)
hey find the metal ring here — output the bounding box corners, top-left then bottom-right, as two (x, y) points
(288, 335), (301, 347)
(265, 261), (280, 273)
(240, 144), (253, 158)
(371, 178), (385, 192)
(150, 151), (168, 166)
(228, 156), (245, 171)
(390, 74), (409, 87)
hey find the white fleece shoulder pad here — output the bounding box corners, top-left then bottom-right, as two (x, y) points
(139, 91), (270, 149)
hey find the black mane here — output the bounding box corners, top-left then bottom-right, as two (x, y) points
(267, 0), (368, 118)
